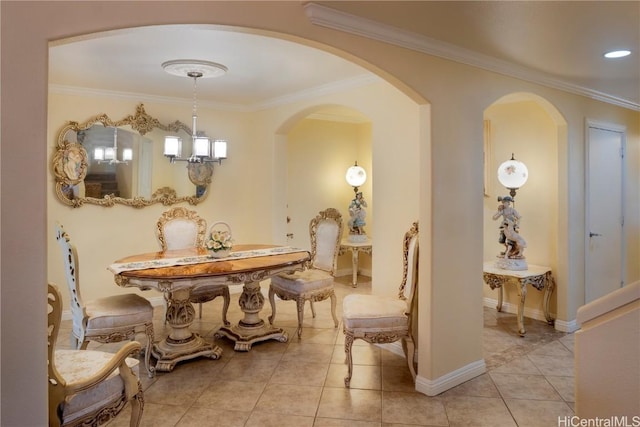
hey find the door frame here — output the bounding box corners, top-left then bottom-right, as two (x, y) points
(584, 119), (627, 301)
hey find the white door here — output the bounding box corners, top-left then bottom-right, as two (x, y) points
(586, 121), (625, 303)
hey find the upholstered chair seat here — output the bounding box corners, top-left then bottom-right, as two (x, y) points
(342, 295), (409, 330)
(83, 295), (154, 333)
(269, 208), (343, 338)
(54, 350), (140, 425)
(342, 221), (419, 388)
(270, 269), (333, 293)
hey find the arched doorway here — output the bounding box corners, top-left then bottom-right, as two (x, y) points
(482, 92), (568, 326)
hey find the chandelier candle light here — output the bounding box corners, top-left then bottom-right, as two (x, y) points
(94, 127), (132, 164)
(162, 60), (228, 164)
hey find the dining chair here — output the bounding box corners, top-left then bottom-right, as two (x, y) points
(342, 221), (419, 387)
(156, 207), (230, 326)
(54, 222), (155, 378)
(48, 282), (144, 427)
(268, 208), (343, 338)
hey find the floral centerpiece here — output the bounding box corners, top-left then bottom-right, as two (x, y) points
(205, 222), (233, 258)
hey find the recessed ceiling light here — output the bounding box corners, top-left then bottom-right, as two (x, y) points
(604, 50), (631, 59)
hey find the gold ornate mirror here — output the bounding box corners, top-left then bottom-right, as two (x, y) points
(52, 104), (214, 208)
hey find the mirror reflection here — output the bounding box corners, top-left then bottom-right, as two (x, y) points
(52, 104), (214, 208)
(79, 125), (151, 199)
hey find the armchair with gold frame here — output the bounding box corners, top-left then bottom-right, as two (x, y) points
(48, 283), (144, 427)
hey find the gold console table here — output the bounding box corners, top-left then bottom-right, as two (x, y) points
(482, 262), (556, 336)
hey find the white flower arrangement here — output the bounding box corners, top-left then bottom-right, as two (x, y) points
(205, 228), (233, 252)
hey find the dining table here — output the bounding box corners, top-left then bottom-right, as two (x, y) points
(110, 244), (310, 372)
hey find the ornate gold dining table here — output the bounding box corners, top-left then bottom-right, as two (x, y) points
(112, 245), (310, 372)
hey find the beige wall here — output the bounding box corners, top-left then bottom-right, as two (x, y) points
(254, 80), (421, 294)
(286, 117), (373, 274)
(2, 2), (639, 424)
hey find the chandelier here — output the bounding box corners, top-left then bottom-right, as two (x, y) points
(162, 60), (228, 164)
(94, 127), (132, 164)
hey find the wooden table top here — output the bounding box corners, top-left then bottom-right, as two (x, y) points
(114, 244), (310, 281)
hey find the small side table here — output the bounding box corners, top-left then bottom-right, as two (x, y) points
(482, 262), (556, 336)
(339, 238), (372, 287)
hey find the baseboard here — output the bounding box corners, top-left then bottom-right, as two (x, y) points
(336, 268), (372, 278)
(415, 359), (487, 396)
(483, 297), (579, 333)
(483, 296), (548, 321)
(483, 297), (548, 323)
(377, 342), (486, 397)
(554, 318), (580, 333)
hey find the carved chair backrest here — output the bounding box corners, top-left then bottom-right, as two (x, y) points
(398, 221), (419, 310)
(157, 207), (207, 251)
(48, 283), (66, 427)
(309, 208), (343, 274)
(54, 222), (87, 336)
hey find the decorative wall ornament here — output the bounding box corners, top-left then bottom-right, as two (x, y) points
(52, 104), (210, 208)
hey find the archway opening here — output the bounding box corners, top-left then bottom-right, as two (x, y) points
(482, 92), (567, 330)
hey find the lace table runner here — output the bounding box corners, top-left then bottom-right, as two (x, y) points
(109, 246), (307, 275)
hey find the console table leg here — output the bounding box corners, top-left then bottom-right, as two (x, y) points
(543, 274), (556, 325)
(351, 250), (359, 287)
(517, 280), (528, 336)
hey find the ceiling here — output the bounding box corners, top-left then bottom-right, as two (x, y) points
(49, 2), (639, 111)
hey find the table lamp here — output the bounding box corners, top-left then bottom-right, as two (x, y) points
(345, 162), (368, 243)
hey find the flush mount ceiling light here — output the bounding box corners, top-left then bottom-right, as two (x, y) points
(604, 50), (631, 59)
(162, 59), (228, 164)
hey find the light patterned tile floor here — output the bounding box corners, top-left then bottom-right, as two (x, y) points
(57, 276), (574, 426)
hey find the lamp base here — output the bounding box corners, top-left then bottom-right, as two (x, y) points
(495, 257), (528, 271)
(348, 233), (368, 243)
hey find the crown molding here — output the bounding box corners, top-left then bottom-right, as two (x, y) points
(50, 73), (380, 113)
(304, 3), (639, 112)
(252, 74), (380, 111)
(306, 112), (369, 124)
(49, 84), (247, 112)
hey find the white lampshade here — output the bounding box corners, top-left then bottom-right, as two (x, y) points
(164, 136), (182, 157)
(193, 136), (210, 157)
(497, 156), (528, 189)
(94, 147), (105, 161)
(122, 148), (133, 162)
(104, 147), (115, 161)
(346, 164), (367, 187)
(214, 139), (227, 159)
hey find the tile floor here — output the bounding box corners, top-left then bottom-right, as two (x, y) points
(58, 276), (575, 426)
